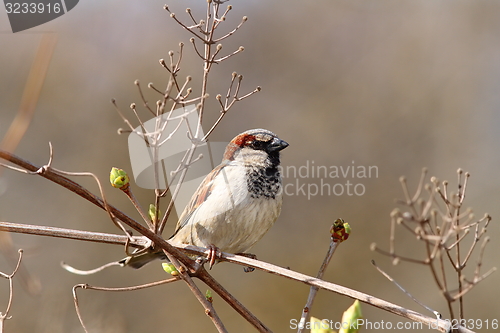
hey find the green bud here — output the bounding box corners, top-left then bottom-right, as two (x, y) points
(310, 317), (334, 333)
(148, 204), (161, 223)
(110, 167), (129, 189)
(162, 263), (179, 276)
(331, 218), (351, 242)
(205, 290), (213, 303)
(339, 300), (362, 333)
(343, 222), (351, 235)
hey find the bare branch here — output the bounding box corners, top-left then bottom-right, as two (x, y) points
(73, 277), (179, 332)
(0, 249), (24, 328)
(164, 6), (205, 41)
(214, 46), (244, 63)
(297, 238), (340, 332)
(214, 15), (247, 42)
(189, 37), (206, 61)
(372, 260), (441, 319)
(377, 169), (494, 321)
(0, 221), (148, 248)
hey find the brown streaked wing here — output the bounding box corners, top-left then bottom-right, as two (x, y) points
(171, 162), (227, 236)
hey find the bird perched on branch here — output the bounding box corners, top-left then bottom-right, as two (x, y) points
(123, 128), (289, 269)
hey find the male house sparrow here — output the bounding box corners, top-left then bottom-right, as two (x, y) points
(124, 128), (288, 269)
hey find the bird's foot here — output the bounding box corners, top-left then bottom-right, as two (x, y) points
(207, 244), (221, 270)
(235, 252), (257, 273)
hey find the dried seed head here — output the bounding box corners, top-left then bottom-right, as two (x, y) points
(402, 212), (413, 220)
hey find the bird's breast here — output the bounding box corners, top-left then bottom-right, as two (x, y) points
(170, 162), (283, 253)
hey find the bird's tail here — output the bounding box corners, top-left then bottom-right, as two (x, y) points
(119, 249), (167, 269)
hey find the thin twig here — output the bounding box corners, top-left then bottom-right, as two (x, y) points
(61, 261), (124, 275)
(214, 15), (247, 42)
(297, 239), (339, 333)
(163, 252), (229, 333)
(73, 277), (179, 332)
(0, 249), (23, 330)
(197, 268), (272, 332)
(372, 260), (440, 318)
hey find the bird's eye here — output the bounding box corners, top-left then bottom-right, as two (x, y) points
(248, 140), (267, 150)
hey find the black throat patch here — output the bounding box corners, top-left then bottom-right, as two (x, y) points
(246, 166), (282, 199)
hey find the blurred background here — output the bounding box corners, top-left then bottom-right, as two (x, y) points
(1, 0), (500, 332)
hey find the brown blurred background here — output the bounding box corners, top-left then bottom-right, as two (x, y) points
(1, 0), (499, 332)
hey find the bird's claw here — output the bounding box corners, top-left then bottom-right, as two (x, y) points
(236, 252), (257, 273)
(208, 244), (221, 270)
(243, 266), (255, 273)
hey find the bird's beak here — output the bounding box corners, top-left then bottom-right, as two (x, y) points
(268, 137), (289, 152)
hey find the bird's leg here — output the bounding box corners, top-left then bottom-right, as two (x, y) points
(208, 244), (221, 269)
(235, 252), (257, 273)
